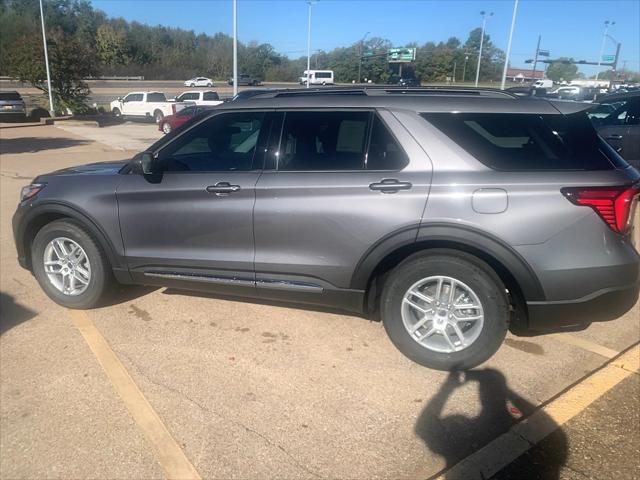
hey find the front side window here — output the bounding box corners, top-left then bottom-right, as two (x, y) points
(278, 111), (369, 171)
(422, 112), (614, 171)
(159, 112), (265, 172)
(178, 93), (199, 101)
(124, 93), (143, 102)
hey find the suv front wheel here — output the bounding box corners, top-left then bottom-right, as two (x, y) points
(31, 220), (112, 309)
(381, 252), (509, 371)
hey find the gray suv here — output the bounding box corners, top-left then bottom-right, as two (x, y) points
(12, 87), (640, 371)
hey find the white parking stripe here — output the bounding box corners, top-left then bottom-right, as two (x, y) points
(549, 333), (619, 359)
(433, 344), (638, 480)
(69, 309), (201, 480)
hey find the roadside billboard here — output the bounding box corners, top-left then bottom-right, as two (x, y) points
(387, 48), (416, 63)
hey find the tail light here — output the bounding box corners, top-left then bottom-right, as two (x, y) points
(562, 183), (640, 233)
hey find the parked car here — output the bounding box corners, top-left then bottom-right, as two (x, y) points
(549, 86), (599, 102)
(299, 70), (335, 85)
(0, 91), (27, 121)
(589, 90), (640, 170)
(184, 77), (213, 87)
(158, 105), (217, 134)
(228, 74), (261, 86)
(110, 92), (191, 123)
(174, 90), (223, 106)
(13, 87), (640, 371)
(388, 75), (421, 87)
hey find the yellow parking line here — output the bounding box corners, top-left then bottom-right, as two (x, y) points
(435, 344), (639, 480)
(549, 333), (620, 359)
(68, 309), (201, 480)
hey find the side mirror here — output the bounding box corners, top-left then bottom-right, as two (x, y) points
(131, 151), (156, 175)
(117, 97), (123, 102)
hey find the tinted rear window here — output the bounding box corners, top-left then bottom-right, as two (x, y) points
(147, 93), (167, 102)
(422, 112), (615, 171)
(0, 92), (22, 101)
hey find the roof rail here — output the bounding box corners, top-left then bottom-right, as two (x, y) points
(258, 85), (520, 100)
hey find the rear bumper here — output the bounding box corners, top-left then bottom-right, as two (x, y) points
(525, 284), (639, 332)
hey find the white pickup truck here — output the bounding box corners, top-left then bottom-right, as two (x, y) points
(110, 91), (192, 123)
(174, 90), (224, 106)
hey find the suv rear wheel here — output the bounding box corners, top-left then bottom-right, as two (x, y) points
(381, 252), (509, 371)
(31, 220), (112, 309)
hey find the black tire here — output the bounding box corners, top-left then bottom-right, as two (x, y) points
(380, 251), (509, 371)
(207, 83), (212, 87)
(112, 107), (121, 117)
(190, 83), (196, 87)
(162, 122), (172, 134)
(31, 220), (112, 309)
(153, 110), (164, 123)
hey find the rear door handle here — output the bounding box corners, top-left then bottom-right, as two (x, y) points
(206, 182), (241, 196)
(606, 134), (623, 140)
(369, 178), (413, 193)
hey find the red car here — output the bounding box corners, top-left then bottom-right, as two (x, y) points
(158, 105), (216, 134)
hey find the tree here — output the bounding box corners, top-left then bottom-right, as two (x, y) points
(7, 30), (97, 113)
(546, 59), (579, 82)
(96, 24), (128, 66)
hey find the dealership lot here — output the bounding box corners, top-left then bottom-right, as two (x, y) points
(1, 123), (639, 479)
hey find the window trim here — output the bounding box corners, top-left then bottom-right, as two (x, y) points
(270, 108), (410, 173)
(155, 110), (272, 174)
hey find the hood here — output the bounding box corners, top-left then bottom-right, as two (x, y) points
(36, 160), (128, 180)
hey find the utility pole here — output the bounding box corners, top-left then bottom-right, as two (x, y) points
(357, 31), (370, 84)
(462, 54), (469, 82)
(39, 0), (54, 116)
(306, 1), (317, 89)
(531, 35), (541, 78)
(232, 0), (238, 96)
(595, 20), (615, 81)
(501, 0), (519, 90)
(475, 11), (493, 87)
(452, 60), (457, 83)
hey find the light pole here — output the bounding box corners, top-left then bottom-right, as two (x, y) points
(38, 0), (54, 116)
(358, 31), (370, 84)
(306, 1), (317, 89)
(595, 20), (615, 81)
(462, 54), (469, 82)
(500, 0), (519, 90)
(232, 0), (238, 96)
(474, 10), (493, 87)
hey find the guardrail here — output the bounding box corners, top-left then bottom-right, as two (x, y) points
(1, 75), (145, 81)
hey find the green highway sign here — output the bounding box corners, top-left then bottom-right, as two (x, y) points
(387, 48), (416, 63)
(602, 55), (615, 62)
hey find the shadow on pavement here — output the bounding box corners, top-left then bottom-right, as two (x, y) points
(100, 284), (159, 307)
(416, 369), (568, 480)
(0, 292), (37, 335)
(0, 137), (90, 155)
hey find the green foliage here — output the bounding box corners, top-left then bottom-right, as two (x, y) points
(546, 59), (579, 82)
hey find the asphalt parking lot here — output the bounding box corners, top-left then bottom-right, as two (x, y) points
(1, 123), (639, 479)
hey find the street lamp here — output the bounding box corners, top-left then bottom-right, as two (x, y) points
(500, 0), (519, 90)
(462, 54), (469, 82)
(306, 1), (318, 89)
(38, 0), (54, 116)
(595, 20), (615, 81)
(232, 0), (238, 96)
(475, 11), (493, 87)
(358, 31), (370, 84)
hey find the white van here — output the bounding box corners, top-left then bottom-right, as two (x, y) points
(532, 79), (553, 89)
(299, 70), (334, 85)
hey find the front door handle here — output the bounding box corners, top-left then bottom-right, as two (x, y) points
(369, 178), (413, 193)
(206, 182), (241, 196)
(606, 134), (623, 140)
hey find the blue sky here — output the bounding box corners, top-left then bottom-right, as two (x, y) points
(91, 0), (640, 75)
